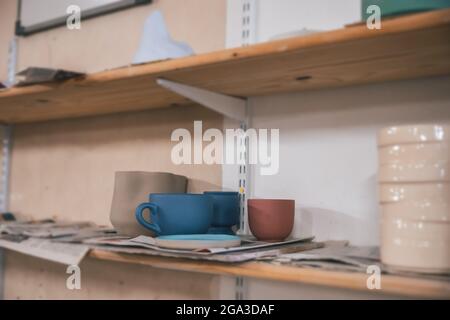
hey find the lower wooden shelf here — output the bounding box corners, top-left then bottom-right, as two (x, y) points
(89, 249), (450, 299)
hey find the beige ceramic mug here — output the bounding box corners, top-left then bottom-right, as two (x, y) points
(378, 124), (450, 147)
(378, 142), (450, 165)
(378, 162), (450, 182)
(380, 214), (450, 273)
(110, 171), (187, 237)
(379, 182), (450, 221)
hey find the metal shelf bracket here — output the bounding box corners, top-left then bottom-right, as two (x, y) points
(156, 78), (247, 122)
(157, 77), (251, 300)
(0, 36), (17, 300)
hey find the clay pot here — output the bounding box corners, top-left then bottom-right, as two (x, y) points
(110, 171), (187, 237)
(248, 199), (295, 241)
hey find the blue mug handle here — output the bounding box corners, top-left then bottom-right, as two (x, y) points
(135, 202), (161, 235)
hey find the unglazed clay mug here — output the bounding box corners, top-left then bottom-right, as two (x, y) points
(135, 193), (213, 236)
(248, 199), (295, 241)
(204, 191), (240, 234)
(109, 171), (187, 237)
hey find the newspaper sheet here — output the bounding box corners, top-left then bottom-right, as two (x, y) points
(0, 219), (98, 265)
(272, 241), (450, 280)
(273, 241), (379, 271)
(89, 240), (323, 263)
(130, 235), (316, 254)
(0, 219), (320, 264)
(0, 220), (96, 238)
(0, 237), (89, 265)
(83, 235), (322, 262)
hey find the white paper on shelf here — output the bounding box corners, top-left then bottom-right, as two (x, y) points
(0, 220), (94, 238)
(272, 242), (381, 272)
(0, 238), (89, 265)
(130, 235), (315, 254)
(85, 236), (211, 255)
(90, 240), (323, 263)
(82, 235), (321, 262)
(130, 235), (156, 245)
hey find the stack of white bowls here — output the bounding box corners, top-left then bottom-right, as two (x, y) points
(378, 124), (450, 274)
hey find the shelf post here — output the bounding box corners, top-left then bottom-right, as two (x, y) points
(0, 37), (17, 300)
(234, 0), (258, 298)
(156, 77), (252, 300)
(0, 125), (12, 300)
(237, 99), (251, 236)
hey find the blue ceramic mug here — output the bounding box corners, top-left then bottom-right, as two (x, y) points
(204, 191), (240, 234)
(135, 193), (213, 236)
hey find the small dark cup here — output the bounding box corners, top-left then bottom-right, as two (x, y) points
(204, 191), (240, 234)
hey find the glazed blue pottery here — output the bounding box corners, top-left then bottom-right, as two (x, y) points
(204, 191), (240, 234)
(135, 193), (213, 236)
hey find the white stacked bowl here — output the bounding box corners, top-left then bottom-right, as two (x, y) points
(378, 124), (450, 274)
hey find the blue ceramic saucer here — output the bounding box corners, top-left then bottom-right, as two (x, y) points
(155, 234), (241, 250)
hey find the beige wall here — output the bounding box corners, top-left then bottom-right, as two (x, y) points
(1, 0), (227, 299)
(0, 0), (226, 80)
(0, 1), (17, 83)
(5, 105), (224, 300)
(5, 251), (220, 299)
(16, 0), (226, 74)
(9, 105), (223, 224)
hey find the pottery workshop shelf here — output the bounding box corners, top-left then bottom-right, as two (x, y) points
(0, 9), (449, 124)
(89, 249), (450, 299)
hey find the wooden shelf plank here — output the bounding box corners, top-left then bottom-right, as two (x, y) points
(89, 249), (450, 299)
(1, 9), (450, 123)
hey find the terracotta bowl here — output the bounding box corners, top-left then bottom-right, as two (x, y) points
(248, 199), (295, 242)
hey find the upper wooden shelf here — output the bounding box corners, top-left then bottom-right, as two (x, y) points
(1, 9), (449, 124)
(89, 249), (450, 299)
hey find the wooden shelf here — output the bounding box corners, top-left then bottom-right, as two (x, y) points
(0, 9), (449, 124)
(89, 249), (450, 299)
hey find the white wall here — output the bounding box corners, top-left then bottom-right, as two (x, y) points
(225, 0), (450, 247)
(257, 0), (360, 42)
(250, 76), (450, 246)
(226, 0), (361, 47)
(224, 1), (450, 299)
